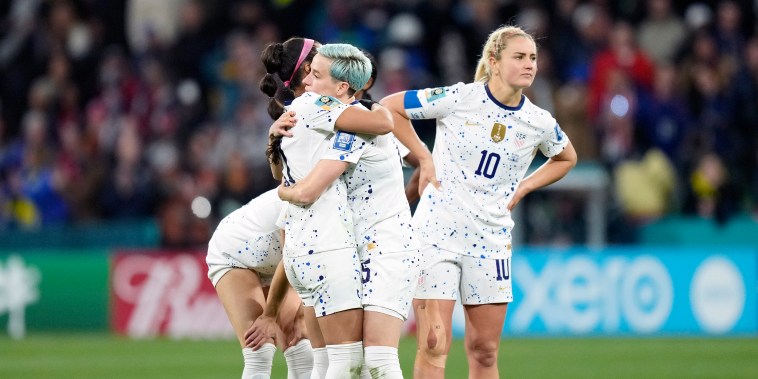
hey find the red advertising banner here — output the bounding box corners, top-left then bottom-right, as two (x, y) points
(111, 251), (234, 339)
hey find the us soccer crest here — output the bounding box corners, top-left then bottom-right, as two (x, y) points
(425, 87), (446, 102)
(491, 123), (506, 142)
(315, 95), (339, 110)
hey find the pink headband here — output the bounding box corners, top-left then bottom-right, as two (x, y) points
(283, 38), (314, 88)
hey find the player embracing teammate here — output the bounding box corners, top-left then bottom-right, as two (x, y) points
(209, 24), (576, 379)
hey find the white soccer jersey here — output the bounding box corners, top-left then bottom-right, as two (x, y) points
(403, 82), (569, 258)
(278, 92), (356, 256)
(313, 102), (417, 253)
(206, 189), (283, 286)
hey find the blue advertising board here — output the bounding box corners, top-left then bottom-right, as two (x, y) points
(450, 247), (757, 337)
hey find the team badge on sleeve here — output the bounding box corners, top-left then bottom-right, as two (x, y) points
(491, 123), (506, 142)
(333, 130), (356, 151)
(425, 87), (446, 102)
(315, 95), (340, 110)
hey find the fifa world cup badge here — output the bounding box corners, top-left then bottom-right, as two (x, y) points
(425, 87), (446, 102)
(316, 95), (338, 110)
(491, 123), (506, 142)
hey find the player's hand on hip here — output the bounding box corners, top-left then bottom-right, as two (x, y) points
(269, 110), (297, 138)
(244, 315), (277, 350)
(507, 185), (528, 211)
(419, 157), (441, 195)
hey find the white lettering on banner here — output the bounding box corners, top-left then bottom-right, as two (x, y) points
(511, 255), (673, 334)
(0, 255), (40, 339)
(621, 257), (673, 333)
(112, 254), (234, 339)
(690, 256), (745, 334)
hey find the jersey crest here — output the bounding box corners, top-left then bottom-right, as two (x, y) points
(315, 95), (340, 110)
(425, 87), (446, 102)
(491, 123), (506, 143)
(333, 130), (356, 151)
(514, 131), (526, 147)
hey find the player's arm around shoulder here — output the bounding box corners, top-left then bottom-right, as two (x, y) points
(278, 159), (350, 205)
(335, 101), (393, 135)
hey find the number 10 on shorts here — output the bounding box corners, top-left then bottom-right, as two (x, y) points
(495, 258), (510, 281)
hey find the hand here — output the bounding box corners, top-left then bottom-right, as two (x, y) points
(277, 182), (288, 200)
(405, 168), (421, 205)
(418, 157), (441, 196)
(269, 111), (297, 139)
(507, 180), (532, 211)
(245, 315), (278, 350)
(286, 313), (306, 348)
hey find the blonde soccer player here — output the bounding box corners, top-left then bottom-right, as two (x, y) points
(381, 25), (578, 378)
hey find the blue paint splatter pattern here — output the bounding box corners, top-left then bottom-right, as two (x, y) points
(403, 82), (570, 259)
(205, 189), (283, 286)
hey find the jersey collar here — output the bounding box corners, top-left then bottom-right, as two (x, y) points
(484, 84), (525, 111)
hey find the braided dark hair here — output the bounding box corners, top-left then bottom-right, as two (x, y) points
(259, 37), (318, 165)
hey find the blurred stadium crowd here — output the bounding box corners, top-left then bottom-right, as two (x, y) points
(0, 0), (756, 246)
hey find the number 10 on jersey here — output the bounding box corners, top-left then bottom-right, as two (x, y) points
(475, 150), (501, 179)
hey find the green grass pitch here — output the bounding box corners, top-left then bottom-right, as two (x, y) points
(1, 334), (757, 378)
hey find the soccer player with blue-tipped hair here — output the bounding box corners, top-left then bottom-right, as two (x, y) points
(381, 25), (578, 378)
(274, 44), (422, 379)
(266, 42), (395, 378)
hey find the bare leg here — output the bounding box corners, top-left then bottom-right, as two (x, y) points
(363, 311), (404, 348)
(304, 306), (325, 348)
(463, 303), (508, 379)
(317, 308), (364, 378)
(215, 268), (267, 346)
(215, 269), (276, 378)
(413, 299), (454, 379)
(362, 311), (405, 378)
(317, 308), (363, 345)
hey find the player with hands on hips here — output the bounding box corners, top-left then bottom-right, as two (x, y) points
(380, 25), (577, 378)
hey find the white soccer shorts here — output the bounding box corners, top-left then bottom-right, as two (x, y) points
(415, 245), (513, 304)
(284, 247), (363, 317)
(360, 246), (420, 320)
(206, 230), (282, 287)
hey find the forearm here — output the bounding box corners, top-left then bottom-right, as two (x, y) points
(335, 105), (393, 135)
(279, 184), (313, 205)
(263, 259), (290, 318)
(381, 94), (432, 162)
(520, 159), (575, 194)
(278, 160), (349, 205)
(405, 168), (421, 204)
